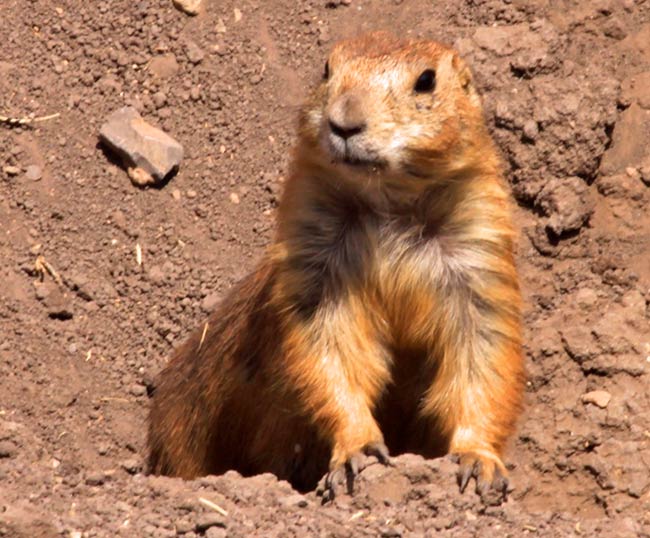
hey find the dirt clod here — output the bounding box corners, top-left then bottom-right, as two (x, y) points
(149, 54), (181, 79)
(185, 41), (205, 65)
(535, 177), (595, 236)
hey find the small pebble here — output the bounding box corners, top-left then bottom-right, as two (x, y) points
(149, 53), (180, 78)
(85, 472), (106, 486)
(128, 166), (154, 187)
(279, 494), (308, 508)
(185, 41), (205, 64)
(120, 458), (143, 474)
(201, 293), (220, 312)
(0, 441), (18, 458)
(229, 192), (240, 204)
(581, 390), (611, 409)
(187, 189), (197, 199)
(575, 288), (598, 310)
(148, 265), (165, 285)
(175, 520), (194, 534)
(172, 189), (182, 200)
(639, 165), (650, 186)
(25, 164), (43, 181)
(173, 0), (201, 15)
(129, 384), (147, 397)
(522, 120), (538, 141)
(153, 91), (167, 108)
(34, 282), (51, 300)
(3, 165), (21, 177)
(116, 51), (130, 66)
(465, 510), (477, 522)
(206, 528), (227, 538)
(196, 514), (226, 532)
(158, 107), (172, 119)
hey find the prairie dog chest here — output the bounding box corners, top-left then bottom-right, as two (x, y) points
(376, 223), (450, 302)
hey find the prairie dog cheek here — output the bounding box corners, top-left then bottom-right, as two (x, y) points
(385, 123), (424, 164)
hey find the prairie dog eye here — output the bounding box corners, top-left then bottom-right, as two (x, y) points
(414, 69), (436, 93)
(323, 60), (330, 80)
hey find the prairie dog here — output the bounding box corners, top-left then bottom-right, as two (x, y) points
(148, 31), (524, 502)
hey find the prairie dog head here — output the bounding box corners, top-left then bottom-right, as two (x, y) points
(299, 32), (489, 188)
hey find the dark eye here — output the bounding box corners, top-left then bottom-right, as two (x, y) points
(414, 69), (436, 93)
(323, 61), (330, 80)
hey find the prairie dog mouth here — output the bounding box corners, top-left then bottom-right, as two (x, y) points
(325, 132), (385, 169)
(340, 153), (385, 169)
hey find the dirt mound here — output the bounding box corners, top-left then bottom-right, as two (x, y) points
(1, 0), (649, 536)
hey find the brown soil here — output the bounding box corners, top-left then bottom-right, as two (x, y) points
(1, 0), (649, 537)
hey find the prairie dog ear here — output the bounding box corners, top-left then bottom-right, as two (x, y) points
(452, 54), (481, 107)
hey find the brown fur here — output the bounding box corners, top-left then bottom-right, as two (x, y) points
(147, 31), (525, 496)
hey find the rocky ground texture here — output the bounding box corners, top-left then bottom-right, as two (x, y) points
(1, 0), (649, 536)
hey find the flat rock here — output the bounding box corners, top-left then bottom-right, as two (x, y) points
(173, 0), (201, 15)
(99, 107), (183, 185)
(535, 177), (594, 236)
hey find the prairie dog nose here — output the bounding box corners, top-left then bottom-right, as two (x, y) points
(327, 93), (367, 139)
